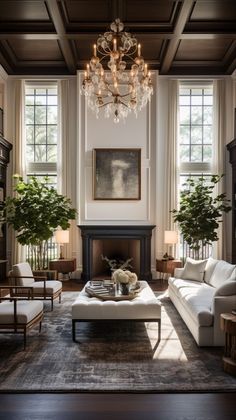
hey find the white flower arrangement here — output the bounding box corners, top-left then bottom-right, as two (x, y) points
(112, 269), (138, 285)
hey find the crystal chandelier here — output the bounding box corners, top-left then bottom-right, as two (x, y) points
(81, 18), (153, 123)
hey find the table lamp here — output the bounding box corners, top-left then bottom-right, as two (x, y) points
(163, 230), (178, 260)
(55, 230), (69, 259)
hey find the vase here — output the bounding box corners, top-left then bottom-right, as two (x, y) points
(120, 283), (130, 295)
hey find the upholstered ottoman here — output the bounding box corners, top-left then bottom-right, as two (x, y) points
(72, 280), (161, 341)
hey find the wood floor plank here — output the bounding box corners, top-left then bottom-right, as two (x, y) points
(0, 393), (235, 420)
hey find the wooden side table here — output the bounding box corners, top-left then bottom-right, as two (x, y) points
(49, 258), (76, 280)
(220, 313), (236, 376)
(156, 259), (182, 279)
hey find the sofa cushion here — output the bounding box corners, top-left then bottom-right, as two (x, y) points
(181, 257), (208, 282)
(204, 257), (219, 284)
(207, 260), (235, 289)
(168, 277), (214, 326)
(214, 280), (236, 296)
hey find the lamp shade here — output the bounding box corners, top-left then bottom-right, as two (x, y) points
(55, 230), (69, 244)
(164, 230), (178, 245)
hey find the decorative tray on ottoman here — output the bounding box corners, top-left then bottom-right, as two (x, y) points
(85, 281), (141, 301)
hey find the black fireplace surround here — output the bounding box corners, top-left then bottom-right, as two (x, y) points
(79, 225), (156, 282)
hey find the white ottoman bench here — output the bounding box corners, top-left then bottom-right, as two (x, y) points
(72, 280), (161, 342)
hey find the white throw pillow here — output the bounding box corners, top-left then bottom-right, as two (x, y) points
(208, 260), (235, 289)
(204, 257), (219, 284)
(181, 257), (208, 282)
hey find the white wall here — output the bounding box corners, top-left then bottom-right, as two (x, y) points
(77, 71), (158, 274)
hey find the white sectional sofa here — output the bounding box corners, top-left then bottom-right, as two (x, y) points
(168, 258), (236, 346)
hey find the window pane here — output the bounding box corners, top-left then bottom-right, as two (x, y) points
(203, 106), (212, 124)
(191, 145), (202, 162)
(191, 89), (202, 95)
(36, 89), (46, 95)
(191, 126), (202, 144)
(25, 106), (34, 124)
(26, 88), (34, 95)
(47, 96), (57, 105)
(203, 126), (212, 144)
(35, 126), (46, 144)
(180, 107), (190, 124)
(179, 145), (190, 162)
(203, 95), (213, 105)
(48, 126), (57, 144)
(36, 95), (47, 105)
(179, 96), (190, 105)
(180, 126), (190, 144)
(191, 106), (202, 124)
(48, 88), (57, 95)
(35, 106), (46, 124)
(179, 88), (190, 95)
(26, 145), (34, 161)
(47, 145), (57, 162)
(25, 95), (34, 105)
(26, 126), (34, 144)
(203, 145), (212, 162)
(191, 96), (202, 105)
(47, 106), (57, 124)
(35, 145), (46, 162)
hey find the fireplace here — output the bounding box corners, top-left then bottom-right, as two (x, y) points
(79, 225), (156, 282)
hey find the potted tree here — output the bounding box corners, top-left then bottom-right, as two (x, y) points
(172, 175), (231, 259)
(0, 175), (77, 270)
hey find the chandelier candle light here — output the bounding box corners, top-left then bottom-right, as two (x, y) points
(81, 18), (153, 123)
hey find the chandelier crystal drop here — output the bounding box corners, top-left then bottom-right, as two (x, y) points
(81, 18), (153, 123)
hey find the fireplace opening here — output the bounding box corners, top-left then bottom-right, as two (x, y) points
(79, 225), (155, 282)
(92, 239), (140, 279)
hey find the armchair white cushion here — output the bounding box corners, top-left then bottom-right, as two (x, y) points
(0, 286), (43, 349)
(10, 262), (62, 310)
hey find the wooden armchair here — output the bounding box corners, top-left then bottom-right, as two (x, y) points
(0, 286), (43, 349)
(9, 262), (62, 310)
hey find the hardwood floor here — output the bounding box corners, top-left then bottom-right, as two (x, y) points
(0, 392), (235, 420)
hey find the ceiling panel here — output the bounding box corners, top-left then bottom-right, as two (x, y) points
(175, 39), (233, 61)
(0, 0), (235, 76)
(190, 0), (236, 21)
(124, 0), (176, 22)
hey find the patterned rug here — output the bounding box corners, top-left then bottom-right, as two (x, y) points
(0, 291), (236, 392)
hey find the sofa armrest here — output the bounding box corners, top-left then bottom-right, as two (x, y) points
(212, 295), (236, 345)
(174, 267), (184, 278)
(214, 281), (236, 296)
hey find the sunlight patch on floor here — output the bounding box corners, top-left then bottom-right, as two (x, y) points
(145, 309), (188, 361)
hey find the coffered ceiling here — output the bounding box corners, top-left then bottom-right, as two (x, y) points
(0, 0), (235, 76)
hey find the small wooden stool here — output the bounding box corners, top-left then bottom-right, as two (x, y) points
(220, 313), (236, 376)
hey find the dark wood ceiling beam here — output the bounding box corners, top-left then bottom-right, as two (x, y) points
(223, 40), (236, 74)
(226, 56), (236, 74)
(46, 0), (76, 73)
(0, 32), (236, 42)
(0, 48), (14, 74)
(160, 0), (195, 74)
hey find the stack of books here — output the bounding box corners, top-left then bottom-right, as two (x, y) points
(86, 282), (110, 296)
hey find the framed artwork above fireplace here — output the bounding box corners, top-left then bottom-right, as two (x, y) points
(93, 148), (141, 200)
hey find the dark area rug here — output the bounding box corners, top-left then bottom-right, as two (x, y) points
(0, 291), (236, 392)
